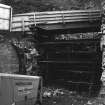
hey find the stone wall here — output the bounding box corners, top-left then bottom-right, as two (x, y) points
(0, 40), (19, 73)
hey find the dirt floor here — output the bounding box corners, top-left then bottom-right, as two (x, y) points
(42, 85), (105, 105)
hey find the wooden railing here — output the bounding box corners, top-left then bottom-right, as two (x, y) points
(11, 10), (102, 32)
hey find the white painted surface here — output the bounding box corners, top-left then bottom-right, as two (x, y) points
(0, 3), (12, 30)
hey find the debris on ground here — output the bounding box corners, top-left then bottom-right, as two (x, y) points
(42, 86), (105, 105)
(43, 87), (65, 98)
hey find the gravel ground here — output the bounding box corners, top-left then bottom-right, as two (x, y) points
(42, 86), (105, 105)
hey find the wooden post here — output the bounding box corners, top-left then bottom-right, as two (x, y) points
(34, 12), (36, 26)
(10, 7), (12, 32)
(61, 11), (65, 24)
(22, 19), (25, 32)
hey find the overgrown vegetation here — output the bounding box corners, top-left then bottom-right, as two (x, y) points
(0, 0), (102, 14)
